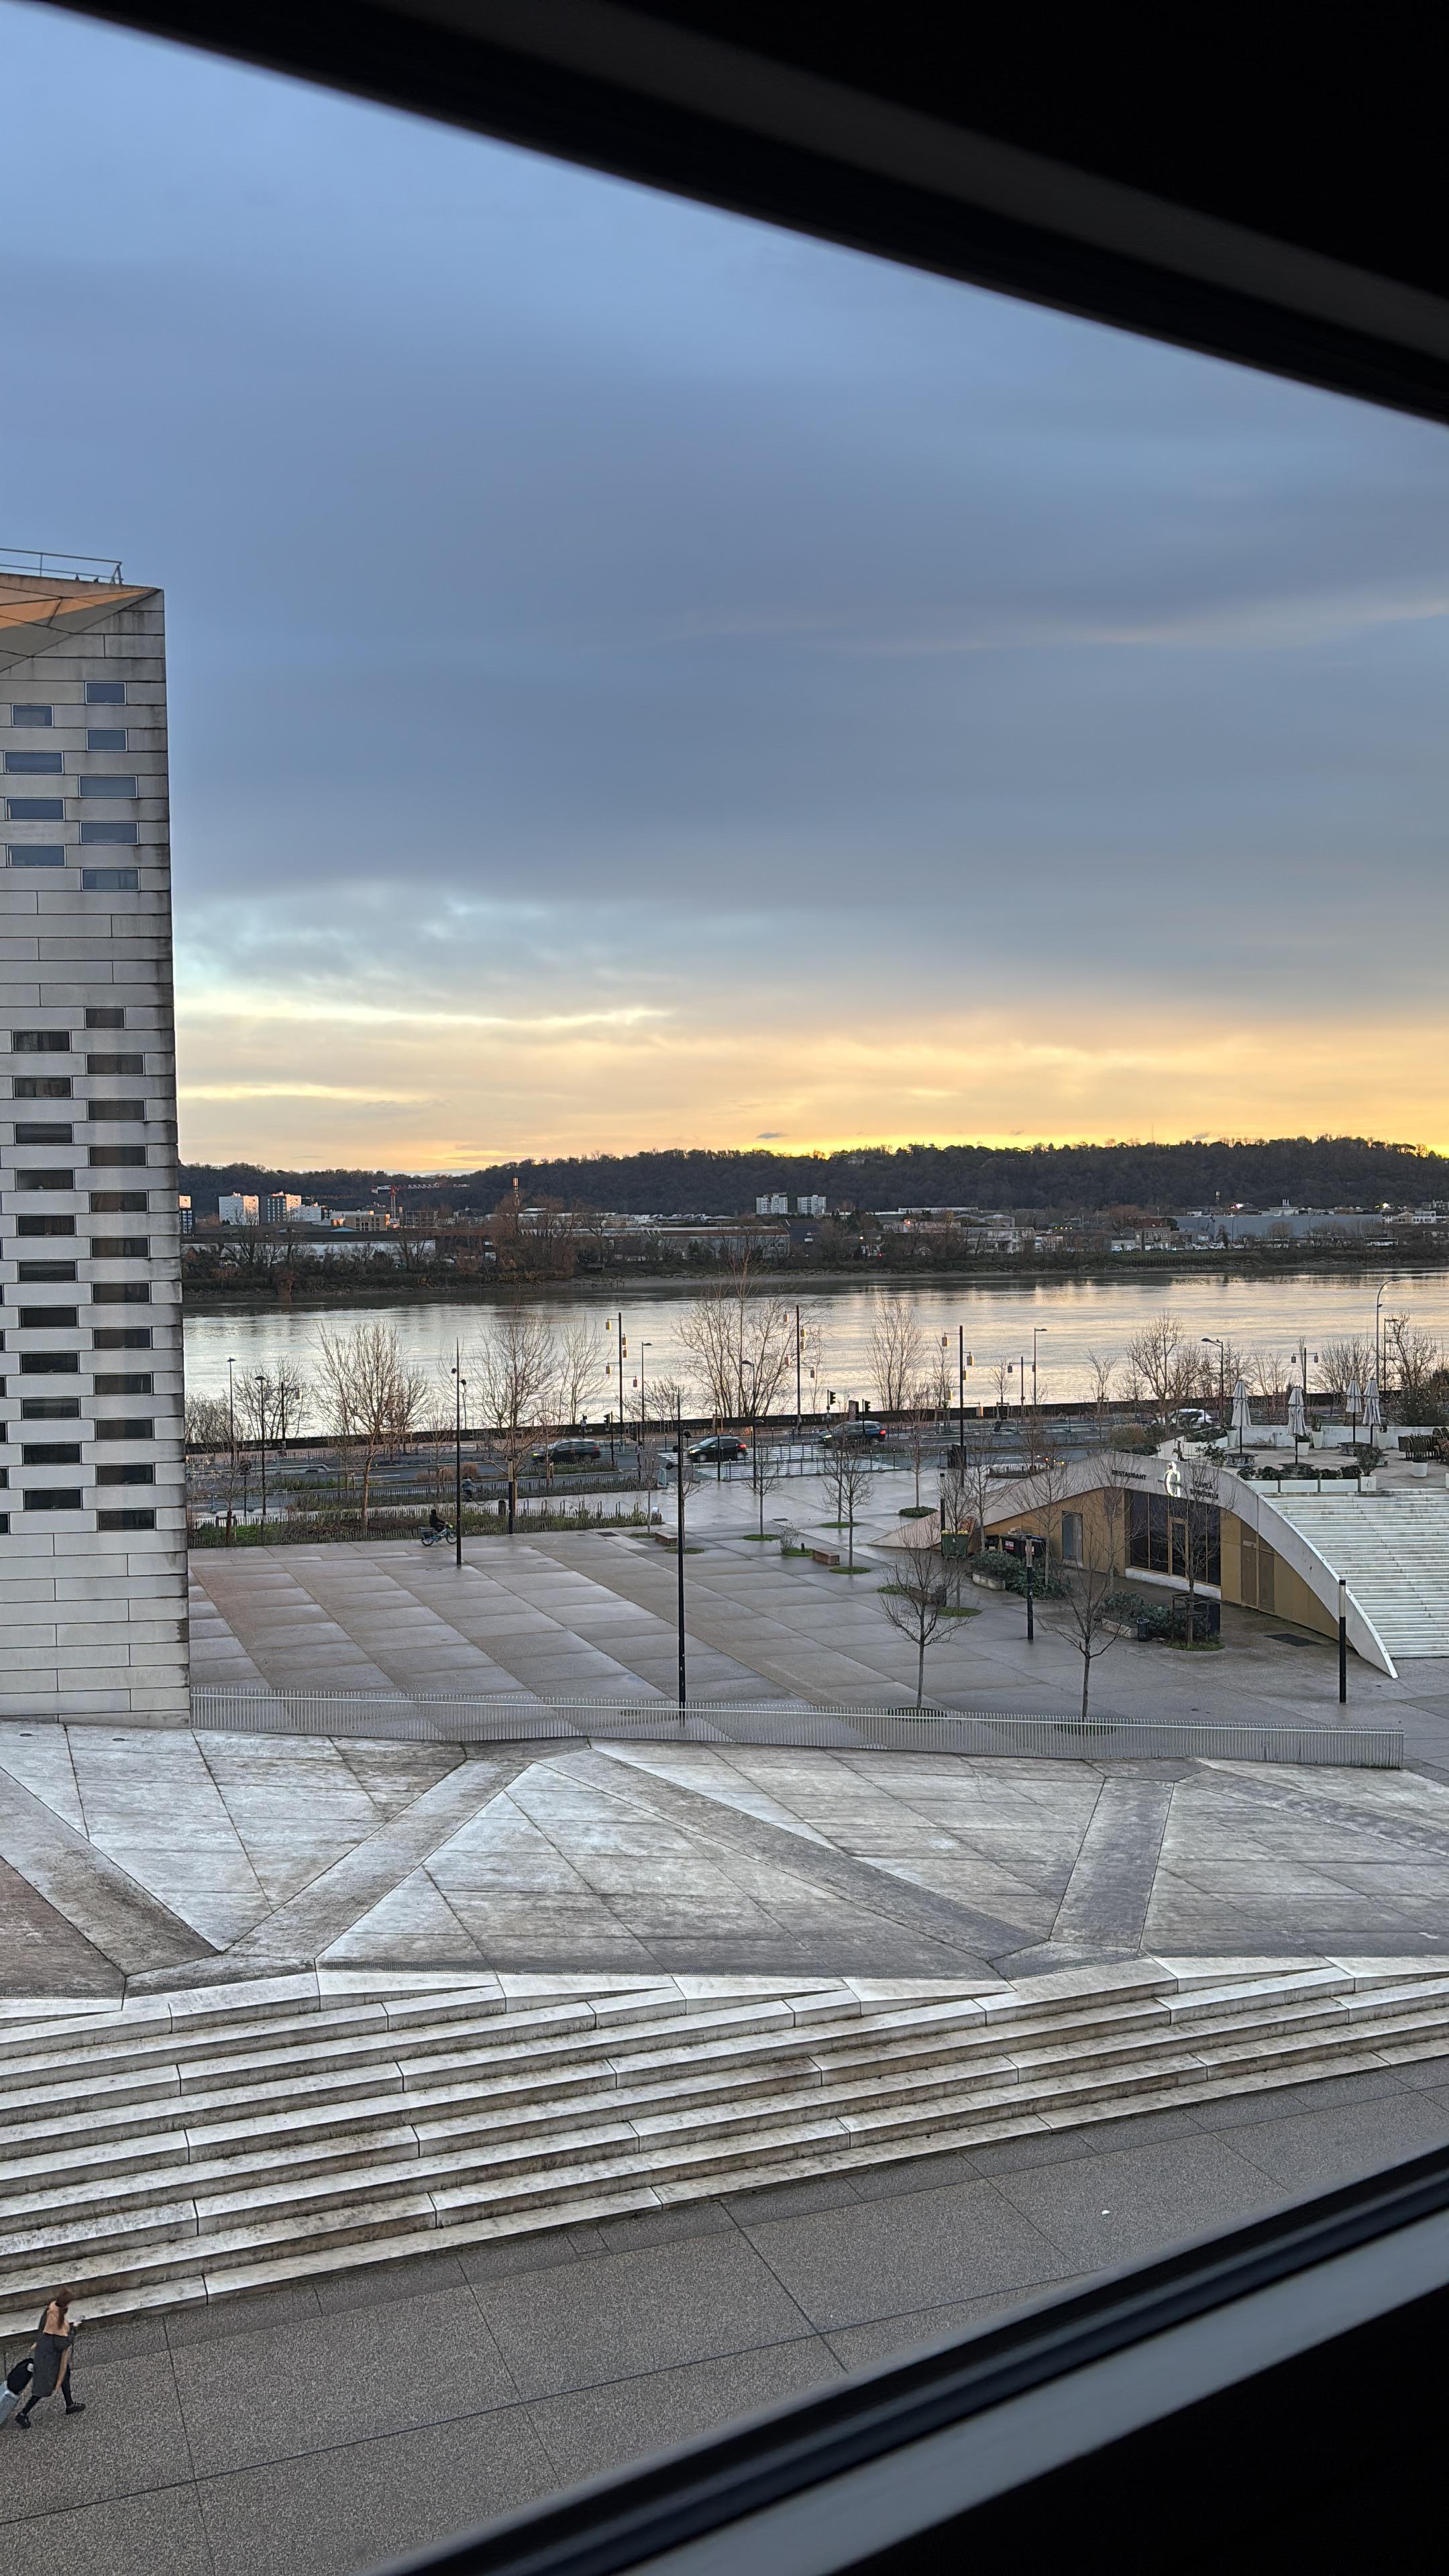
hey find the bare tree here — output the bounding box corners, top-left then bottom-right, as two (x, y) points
(184, 1391), (231, 1451)
(315, 1322), (427, 1532)
(551, 1316), (603, 1430)
(1124, 1313), (1199, 1411)
(675, 1254), (795, 1422)
(1046, 1463), (1139, 1722)
(822, 1440), (875, 1569)
(471, 1307), (557, 1515)
(927, 1333), (957, 1427)
(940, 1409), (1008, 1554)
(1083, 1350), (1118, 1421)
(1320, 1334), (1375, 1406)
(1249, 1346), (1288, 1419)
(878, 1545), (955, 1707)
(1387, 1317), (1448, 1421)
(867, 1298), (924, 1418)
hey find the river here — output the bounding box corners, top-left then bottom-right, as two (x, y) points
(181, 1269), (1449, 1413)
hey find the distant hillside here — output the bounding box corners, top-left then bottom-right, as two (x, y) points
(180, 1136), (1449, 1220)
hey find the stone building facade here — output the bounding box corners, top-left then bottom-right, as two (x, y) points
(0, 570), (186, 1721)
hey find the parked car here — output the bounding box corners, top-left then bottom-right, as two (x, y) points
(829, 1418), (885, 1442)
(531, 1438), (604, 1466)
(689, 1435), (749, 1462)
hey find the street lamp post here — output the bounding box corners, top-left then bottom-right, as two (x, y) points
(451, 1343), (466, 1570)
(226, 1356), (237, 1543)
(1338, 1574), (1348, 1705)
(676, 1398), (688, 1711)
(1025, 1538), (1036, 1644)
(254, 1375), (268, 1523)
(795, 1305), (803, 1436)
(639, 1340), (653, 1444)
(1032, 1326), (1048, 1407)
(1202, 1337), (1226, 1427)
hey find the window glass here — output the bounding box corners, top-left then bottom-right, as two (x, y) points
(89, 1146), (146, 1166)
(90, 1238), (149, 1258)
(22, 1443), (81, 1466)
(6, 799), (64, 820)
(12, 1032), (71, 1053)
(21, 1397), (80, 1418)
(86, 729), (127, 751)
(91, 1281), (150, 1302)
(17, 1215), (75, 1236)
(88, 1055), (143, 1075)
(17, 1263), (77, 1283)
(14, 1124), (74, 1145)
(1062, 1511), (1083, 1564)
(93, 1419), (154, 1439)
(78, 826), (139, 848)
(3, 751), (62, 774)
(84, 681), (126, 705)
(85, 1008), (125, 1028)
(97, 1461), (155, 1483)
(94, 1373), (153, 1394)
(23, 1489), (83, 1509)
(8, 705), (52, 727)
(77, 775), (138, 798)
(93, 1326), (152, 1348)
(14, 1172), (77, 1191)
(82, 865), (141, 887)
(99, 1509), (154, 1530)
(19, 1353), (80, 1374)
(6, 846), (66, 868)
(17, 1307), (78, 1330)
(89, 1191), (146, 1212)
(87, 1099), (146, 1120)
(12, 1078), (72, 1099)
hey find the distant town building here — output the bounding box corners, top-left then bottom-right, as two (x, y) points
(219, 1192), (260, 1226)
(755, 1193), (789, 1216)
(796, 1194), (826, 1218)
(178, 1193), (193, 1236)
(260, 1191), (302, 1225)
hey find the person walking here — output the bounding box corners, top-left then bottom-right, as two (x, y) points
(13, 2292), (83, 2427)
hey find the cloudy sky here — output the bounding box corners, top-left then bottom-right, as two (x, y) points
(6, 3), (1449, 1169)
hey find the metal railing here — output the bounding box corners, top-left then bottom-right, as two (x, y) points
(189, 1688), (1402, 1766)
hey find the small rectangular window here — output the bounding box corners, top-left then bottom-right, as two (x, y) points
(85, 681), (126, 705)
(86, 1101), (145, 1122)
(93, 1419), (154, 1440)
(97, 1461), (154, 1485)
(17, 1215), (74, 1237)
(12, 1032), (70, 1053)
(0, 1514), (10, 1535)
(94, 1372), (152, 1395)
(21, 1397), (80, 1419)
(78, 828), (138, 849)
(13, 1171), (76, 1191)
(99, 1509), (154, 1530)
(89, 1192), (146, 1214)
(90, 1238), (148, 1259)
(24, 1488), (83, 1510)
(14, 1124), (73, 1145)
(86, 729), (127, 752)
(18, 1307), (78, 1331)
(7, 847), (66, 869)
(19, 1352), (79, 1374)
(16, 1263), (76, 1284)
(1061, 1511), (1084, 1566)
(87, 1055), (143, 1076)
(78, 775), (138, 799)
(85, 1007), (125, 1028)
(93, 1328), (152, 1349)
(82, 867), (140, 890)
(89, 1147), (146, 1168)
(91, 1282), (150, 1304)
(13, 1079), (72, 1100)
(5, 800), (64, 822)
(9, 706), (52, 727)
(3, 752), (62, 775)
(22, 1443), (81, 1466)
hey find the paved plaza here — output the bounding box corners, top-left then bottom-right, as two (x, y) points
(7, 2058), (1449, 2576)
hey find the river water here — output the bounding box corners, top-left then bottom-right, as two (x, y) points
(182, 1269), (1449, 1414)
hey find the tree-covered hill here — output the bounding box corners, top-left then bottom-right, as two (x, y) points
(180, 1136), (1448, 1220)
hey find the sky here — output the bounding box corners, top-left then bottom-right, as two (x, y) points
(5, 3), (1449, 1172)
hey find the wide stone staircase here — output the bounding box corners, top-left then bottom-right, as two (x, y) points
(1271, 1492), (1449, 1658)
(5, 1957), (1449, 2332)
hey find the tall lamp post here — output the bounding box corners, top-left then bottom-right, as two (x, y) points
(1032, 1326), (1049, 1407)
(675, 1398), (688, 1710)
(1202, 1336), (1226, 1428)
(451, 1342), (466, 1570)
(226, 1356), (237, 1543)
(254, 1374), (267, 1523)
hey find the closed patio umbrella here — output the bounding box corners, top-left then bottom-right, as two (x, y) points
(1344, 1375), (1362, 1442)
(1287, 1380), (1307, 1463)
(1361, 1375), (1383, 1436)
(1230, 1377), (1252, 1458)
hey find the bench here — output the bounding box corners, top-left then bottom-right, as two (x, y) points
(808, 1544), (841, 1568)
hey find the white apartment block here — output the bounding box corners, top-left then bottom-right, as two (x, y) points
(0, 569), (187, 1724)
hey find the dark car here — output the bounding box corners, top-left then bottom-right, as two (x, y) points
(689, 1435), (749, 1462)
(531, 1438), (604, 1466)
(830, 1417), (885, 1442)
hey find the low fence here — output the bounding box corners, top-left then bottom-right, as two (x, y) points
(189, 1688), (1402, 1768)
